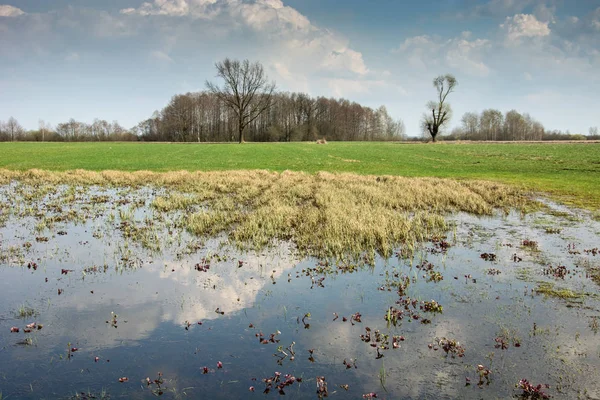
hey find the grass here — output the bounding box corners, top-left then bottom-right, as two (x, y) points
(0, 141), (599, 209)
(379, 360), (387, 391)
(535, 282), (584, 300)
(0, 170), (531, 259)
(16, 304), (38, 318)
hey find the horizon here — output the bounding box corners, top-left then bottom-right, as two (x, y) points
(1, 0), (599, 135)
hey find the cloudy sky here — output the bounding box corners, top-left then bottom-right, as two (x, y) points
(1, 0), (599, 135)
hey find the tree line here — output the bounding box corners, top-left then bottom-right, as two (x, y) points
(445, 110), (599, 141)
(134, 91), (406, 142)
(0, 117), (137, 142)
(450, 109), (544, 141)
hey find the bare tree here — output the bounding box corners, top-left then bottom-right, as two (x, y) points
(461, 112), (479, 140)
(422, 74), (457, 142)
(136, 89), (408, 143)
(206, 58), (276, 143)
(503, 110), (526, 141)
(0, 120), (7, 141)
(6, 117), (24, 141)
(38, 119), (53, 142)
(480, 109), (503, 141)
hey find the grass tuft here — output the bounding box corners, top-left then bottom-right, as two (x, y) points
(1, 169), (534, 259)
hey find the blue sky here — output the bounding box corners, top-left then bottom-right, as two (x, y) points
(1, 0), (599, 135)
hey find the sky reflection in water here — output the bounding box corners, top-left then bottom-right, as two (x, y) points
(0, 187), (600, 399)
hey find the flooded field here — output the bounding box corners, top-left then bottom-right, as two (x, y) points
(1, 180), (599, 399)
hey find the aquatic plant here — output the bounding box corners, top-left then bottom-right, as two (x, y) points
(542, 265), (568, 279)
(274, 341), (296, 365)
(480, 253), (497, 261)
(16, 304), (37, 318)
(522, 240), (539, 250)
(477, 364), (491, 386)
(494, 336), (509, 350)
(260, 371), (301, 395)
(535, 282), (582, 300)
(316, 376), (328, 398)
(420, 300), (443, 313)
(146, 372), (165, 396)
(430, 337), (465, 358)
(544, 227), (561, 234)
(106, 312), (119, 328)
(516, 379), (550, 399)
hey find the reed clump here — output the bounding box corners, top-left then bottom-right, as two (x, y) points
(0, 169), (534, 259)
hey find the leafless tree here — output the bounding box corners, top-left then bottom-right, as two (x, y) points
(0, 120), (7, 141)
(6, 117), (24, 141)
(38, 119), (53, 142)
(135, 89), (406, 143)
(461, 112), (479, 140)
(422, 74), (457, 142)
(206, 58), (276, 143)
(480, 109), (503, 141)
(504, 110), (526, 141)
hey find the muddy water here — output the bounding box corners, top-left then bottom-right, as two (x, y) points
(0, 185), (599, 399)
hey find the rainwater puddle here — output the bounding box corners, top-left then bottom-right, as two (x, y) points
(0, 185), (599, 399)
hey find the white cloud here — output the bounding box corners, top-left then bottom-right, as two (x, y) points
(119, 0), (369, 79)
(150, 50), (174, 63)
(500, 14), (551, 42)
(272, 62), (308, 92)
(327, 78), (406, 98)
(322, 48), (368, 75)
(446, 37), (491, 76)
(121, 0), (220, 19)
(394, 33), (491, 77)
(0, 4), (24, 17)
(121, 0), (191, 17)
(235, 0), (311, 32)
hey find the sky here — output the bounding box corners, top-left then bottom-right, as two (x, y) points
(1, 0), (599, 136)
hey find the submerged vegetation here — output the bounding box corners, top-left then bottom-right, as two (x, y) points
(535, 282), (585, 300)
(0, 169), (532, 258)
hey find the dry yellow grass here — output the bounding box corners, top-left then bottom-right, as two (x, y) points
(0, 169), (534, 258)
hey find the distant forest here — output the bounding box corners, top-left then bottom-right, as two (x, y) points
(1, 91), (598, 142)
(447, 109), (599, 141)
(136, 91), (406, 142)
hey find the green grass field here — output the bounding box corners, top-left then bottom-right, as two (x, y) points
(1, 141), (599, 209)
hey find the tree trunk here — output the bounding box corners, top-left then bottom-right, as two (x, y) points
(238, 123), (244, 144)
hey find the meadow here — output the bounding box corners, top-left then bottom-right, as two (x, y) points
(1, 141), (600, 399)
(1, 141), (599, 209)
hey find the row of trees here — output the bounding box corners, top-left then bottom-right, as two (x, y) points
(134, 91), (406, 142)
(449, 109), (545, 141)
(446, 110), (599, 141)
(0, 118), (137, 142)
(0, 117), (25, 142)
(3, 113), (596, 143)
